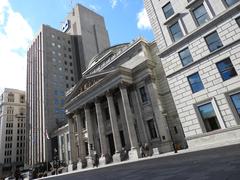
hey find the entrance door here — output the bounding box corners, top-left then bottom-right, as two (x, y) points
(51, 136), (59, 161)
(120, 130), (125, 148)
(107, 133), (115, 156)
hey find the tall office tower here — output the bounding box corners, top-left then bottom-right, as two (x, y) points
(63, 4), (110, 80)
(0, 89), (26, 177)
(145, 0), (240, 149)
(26, 4), (110, 165)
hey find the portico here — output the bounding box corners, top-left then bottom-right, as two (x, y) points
(64, 39), (186, 169)
(66, 68), (141, 163)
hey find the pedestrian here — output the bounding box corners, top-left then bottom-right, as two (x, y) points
(139, 145), (145, 158)
(120, 147), (129, 161)
(14, 168), (21, 180)
(144, 143), (149, 156)
(93, 151), (99, 167)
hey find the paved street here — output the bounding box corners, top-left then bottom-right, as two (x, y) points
(47, 144), (240, 180)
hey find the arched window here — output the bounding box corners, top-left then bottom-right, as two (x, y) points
(8, 93), (14, 102)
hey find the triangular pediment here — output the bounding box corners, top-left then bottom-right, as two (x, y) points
(66, 69), (117, 100)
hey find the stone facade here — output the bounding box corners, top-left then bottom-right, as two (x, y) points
(0, 89), (26, 177)
(145, 0), (240, 148)
(64, 38), (186, 169)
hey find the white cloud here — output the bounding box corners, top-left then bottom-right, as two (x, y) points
(89, 4), (101, 12)
(137, 8), (151, 30)
(0, 0), (33, 93)
(0, 0), (9, 25)
(110, 0), (117, 8)
(109, 0), (127, 9)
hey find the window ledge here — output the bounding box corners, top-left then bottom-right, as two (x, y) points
(186, 0), (204, 9)
(142, 101), (150, 106)
(166, 38), (240, 78)
(163, 13), (181, 25)
(186, 125), (240, 140)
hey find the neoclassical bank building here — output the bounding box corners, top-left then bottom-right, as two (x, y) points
(57, 38), (186, 169)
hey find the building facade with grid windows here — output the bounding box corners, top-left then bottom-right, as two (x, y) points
(145, 0), (240, 148)
(26, 4), (110, 166)
(0, 89), (26, 177)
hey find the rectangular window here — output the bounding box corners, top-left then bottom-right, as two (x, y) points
(82, 117), (86, 129)
(236, 16), (240, 27)
(188, 72), (204, 93)
(225, 0), (239, 6)
(198, 102), (221, 132)
(20, 95), (25, 103)
(174, 126), (178, 134)
(162, 2), (174, 19)
(147, 119), (158, 139)
(230, 92), (240, 118)
(216, 58), (237, 81)
(179, 47), (193, 66)
(169, 22), (183, 42)
(205, 31), (223, 52)
(193, 4), (210, 26)
(8, 93), (14, 102)
(139, 86), (148, 103)
(7, 107), (14, 114)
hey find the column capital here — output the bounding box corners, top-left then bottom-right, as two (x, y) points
(119, 82), (129, 90)
(73, 109), (81, 117)
(94, 97), (101, 104)
(128, 84), (137, 91)
(144, 74), (155, 84)
(106, 90), (113, 97)
(84, 103), (91, 110)
(67, 113), (74, 120)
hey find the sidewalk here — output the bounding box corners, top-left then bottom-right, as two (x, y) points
(42, 140), (240, 179)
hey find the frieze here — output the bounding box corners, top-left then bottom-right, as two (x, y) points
(77, 78), (103, 97)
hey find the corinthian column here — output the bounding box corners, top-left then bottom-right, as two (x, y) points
(106, 91), (122, 162)
(119, 83), (139, 160)
(75, 111), (86, 169)
(145, 75), (171, 142)
(95, 98), (108, 166)
(68, 115), (77, 171)
(84, 104), (94, 168)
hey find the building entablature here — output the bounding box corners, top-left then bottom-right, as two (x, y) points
(65, 57), (156, 115)
(65, 68), (131, 114)
(51, 123), (69, 138)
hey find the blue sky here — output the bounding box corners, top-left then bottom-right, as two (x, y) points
(0, 0), (154, 92)
(10, 0), (154, 45)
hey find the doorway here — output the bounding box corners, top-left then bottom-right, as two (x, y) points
(107, 133), (115, 156)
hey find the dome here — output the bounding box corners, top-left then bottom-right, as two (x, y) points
(87, 43), (129, 69)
